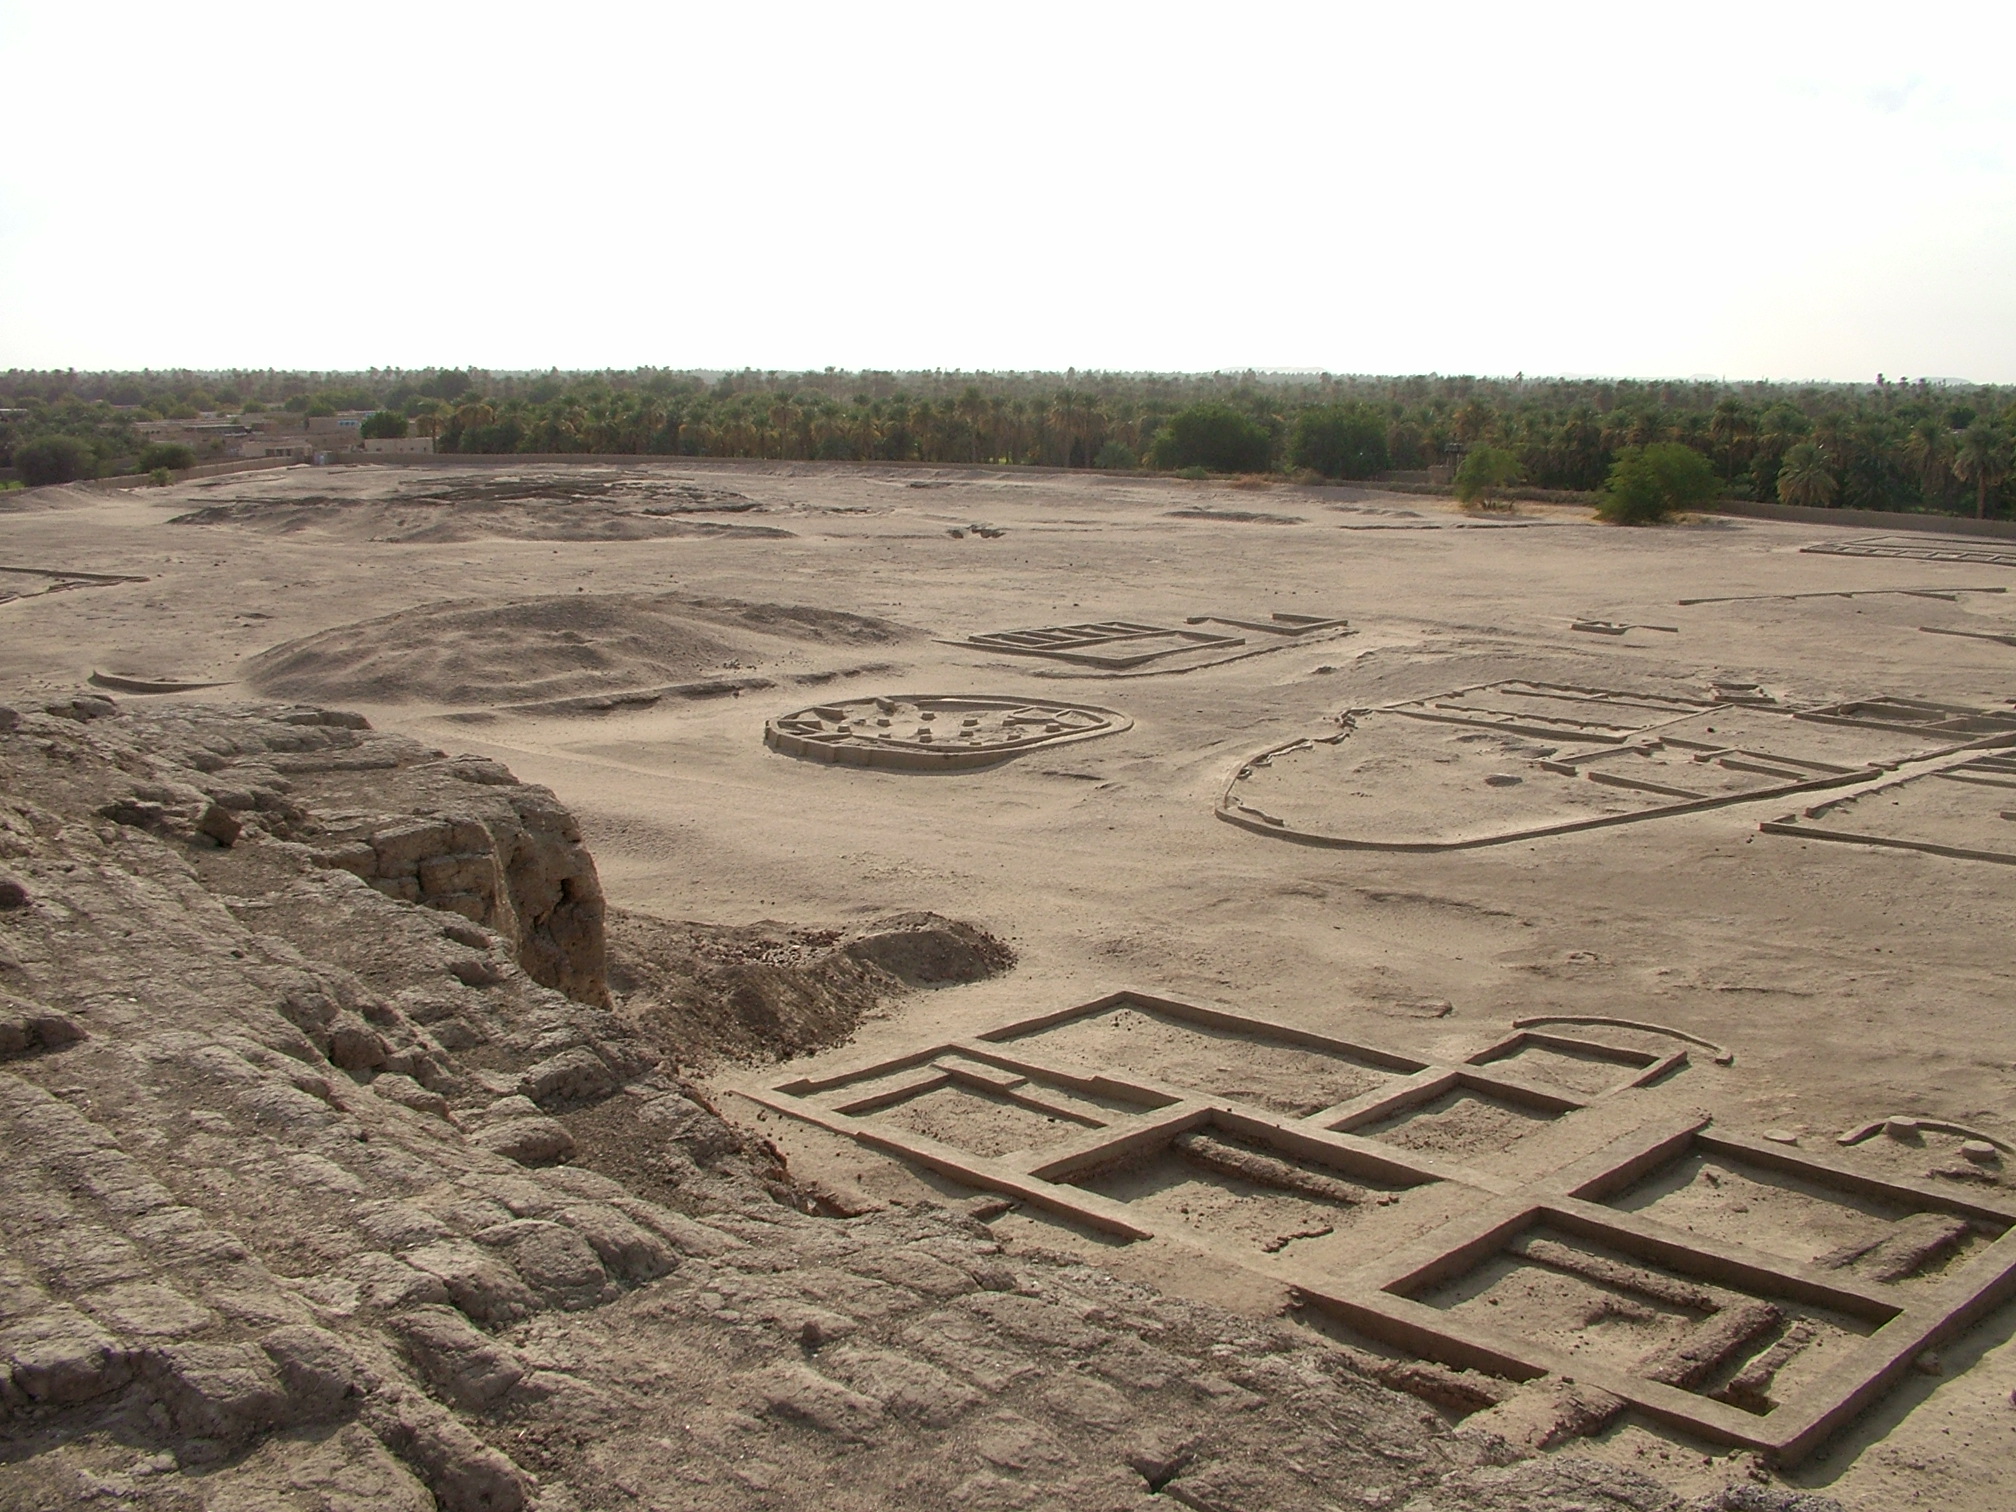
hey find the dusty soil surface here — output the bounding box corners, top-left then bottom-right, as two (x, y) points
(7, 456), (2016, 1508)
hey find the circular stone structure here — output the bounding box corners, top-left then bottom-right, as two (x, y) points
(765, 694), (1130, 771)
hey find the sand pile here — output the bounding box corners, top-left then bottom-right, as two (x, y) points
(607, 909), (1015, 1066)
(244, 592), (915, 707)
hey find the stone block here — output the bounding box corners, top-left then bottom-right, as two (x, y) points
(1, 1305), (134, 1404)
(429, 891), (489, 923)
(312, 841), (378, 877)
(520, 1046), (614, 1105)
(474, 1219), (611, 1309)
(371, 821), (453, 870)
(149, 1341), (292, 1441)
(474, 1116), (575, 1168)
(401, 1240), (541, 1327)
(420, 852), (498, 896)
(391, 1306), (527, 1412)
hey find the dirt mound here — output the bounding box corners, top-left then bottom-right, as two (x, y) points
(243, 592), (916, 706)
(606, 909), (1015, 1067)
(839, 910), (1017, 986)
(167, 468), (786, 543)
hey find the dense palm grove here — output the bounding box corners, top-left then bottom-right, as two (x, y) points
(3, 368), (2012, 516)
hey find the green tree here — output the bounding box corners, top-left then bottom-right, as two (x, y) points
(13, 435), (95, 486)
(1289, 405), (1388, 479)
(1145, 403), (1271, 473)
(1775, 442), (1837, 508)
(1595, 442), (1717, 525)
(359, 410), (409, 440)
(136, 442), (196, 472)
(1952, 423), (2013, 520)
(1453, 445), (1522, 508)
(1903, 419), (1955, 506)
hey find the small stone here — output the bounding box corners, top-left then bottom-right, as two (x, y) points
(1483, 773), (1522, 787)
(1763, 1129), (1800, 1145)
(1914, 1350), (1943, 1376)
(446, 955), (505, 987)
(47, 695), (117, 721)
(1885, 1116), (1922, 1140)
(196, 802), (241, 847)
(0, 876), (28, 910)
(1963, 1141), (2000, 1164)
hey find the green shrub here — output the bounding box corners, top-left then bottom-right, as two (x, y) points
(1146, 404), (1271, 474)
(1177, 465), (1209, 481)
(13, 435), (96, 486)
(1289, 405), (1388, 479)
(1093, 440), (1138, 470)
(148, 467), (172, 486)
(137, 442), (196, 472)
(1595, 442), (1718, 524)
(1454, 445), (1523, 508)
(360, 410), (409, 440)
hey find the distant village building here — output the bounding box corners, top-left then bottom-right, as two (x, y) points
(237, 438), (315, 460)
(125, 409), (430, 462)
(306, 411), (373, 437)
(134, 416), (262, 450)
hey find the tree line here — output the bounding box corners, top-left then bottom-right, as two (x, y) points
(3, 367), (2011, 516)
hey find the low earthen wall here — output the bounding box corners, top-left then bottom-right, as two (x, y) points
(93, 456), (303, 488)
(1700, 498), (2016, 540)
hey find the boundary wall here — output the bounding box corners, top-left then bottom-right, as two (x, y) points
(1697, 498), (2016, 541)
(91, 457), (303, 488)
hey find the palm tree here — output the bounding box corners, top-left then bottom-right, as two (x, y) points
(1952, 423), (2013, 520)
(1776, 442), (1837, 508)
(1708, 399), (1755, 475)
(954, 386), (988, 463)
(1903, 418), (1955, 505)
(1452, 399), (1494, 444)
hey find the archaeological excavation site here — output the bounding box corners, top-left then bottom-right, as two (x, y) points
(6, 458), (2016, 1512)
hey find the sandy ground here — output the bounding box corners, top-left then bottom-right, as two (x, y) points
(6, 458), (2016, 1506)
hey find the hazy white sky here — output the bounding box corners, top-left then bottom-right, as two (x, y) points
(3, 1), (2012, 381)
